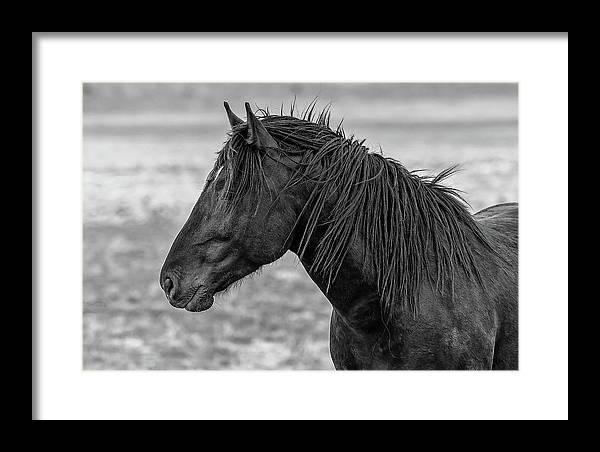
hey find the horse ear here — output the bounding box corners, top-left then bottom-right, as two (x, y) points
(224, 101), (244, 128)
(244, 102), (278, 149)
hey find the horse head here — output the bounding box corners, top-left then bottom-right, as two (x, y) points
(159, 102), (303, 312)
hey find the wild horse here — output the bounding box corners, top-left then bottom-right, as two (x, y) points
(160, 102), (518, 370)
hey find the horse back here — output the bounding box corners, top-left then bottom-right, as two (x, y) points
(474, 201), (518, 231)
(474, 202), (518, 253)
(473, 202), (518, 369)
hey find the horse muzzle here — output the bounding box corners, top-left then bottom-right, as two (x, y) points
(183, 286), (215, 312)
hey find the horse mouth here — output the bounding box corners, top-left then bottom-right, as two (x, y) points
(174, 271), (248, 313)
(181, 285), (214, 312)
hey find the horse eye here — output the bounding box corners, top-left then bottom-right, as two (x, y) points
(195, 236), (229, 249)
(214, 177), (226, 192)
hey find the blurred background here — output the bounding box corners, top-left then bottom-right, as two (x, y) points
(83, 83), (518, 370)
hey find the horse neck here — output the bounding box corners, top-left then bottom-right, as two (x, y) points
(286, 185), (382, 323)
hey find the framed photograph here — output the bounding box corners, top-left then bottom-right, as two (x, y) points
(33, 32), (568, 420)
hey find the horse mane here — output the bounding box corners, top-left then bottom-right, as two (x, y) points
(207, 102), (498, 319)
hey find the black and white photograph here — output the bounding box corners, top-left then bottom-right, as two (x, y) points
(83, 83), (518, 370)
(33, 33), (568, 420)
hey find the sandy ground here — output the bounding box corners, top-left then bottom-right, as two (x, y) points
(83, 83), (518, 369)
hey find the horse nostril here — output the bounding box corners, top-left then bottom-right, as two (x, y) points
(163, 277), (174, 298)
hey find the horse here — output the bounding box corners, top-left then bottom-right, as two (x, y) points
(160, 101), (518, 370)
